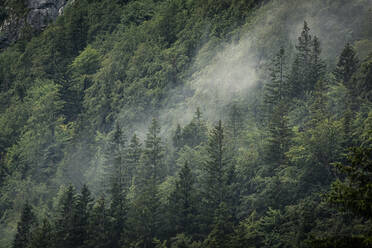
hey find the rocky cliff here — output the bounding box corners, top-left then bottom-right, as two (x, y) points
(0, 0), (68, 49)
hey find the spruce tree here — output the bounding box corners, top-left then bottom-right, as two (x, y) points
(130, 118), (165, 248)
(289, 21), (325, 96)
(172, 124), (183, 151)
(264, 47), (289, 109)
(85, 196), (110, 248)
(55, 185), (79, 248)
(182, 108), (208, 148)
(265, 101), (292, 168)
(202, 120), (235, 233)
(28, 219), (54, 248)
(169, 161), (197, 236)
(13, 202), (36, 248)
(335, 43), (359, 87)
(126, 133), (142, 186)
(227, 103), (244, 150)
(264, 48), (292, 168)
(75, 185), (93, 248)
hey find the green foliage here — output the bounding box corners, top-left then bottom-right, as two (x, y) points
(0, 0), (371, 247)
(329, 147), (372, 219)
(12, 202), (35, 248)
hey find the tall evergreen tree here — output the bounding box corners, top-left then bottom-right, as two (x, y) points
(85, 196), (110, 248)
(172, 124), (183, 151)
(227, 103), (244, 150)
(13, 202), (36, 248)
(55, 185), (79, 248)
(201, 120), (235, 234)
(182, 108), (208, 148)
(289, 21), (325, 96)
(335, 43), (359, 87)
(265, 101), (292, 168)
(168, 161), (198, 236)
(75, 185), (93, 248)
(28, 219), (54, 248)
(264, 47), (289, 110)
(127, 133), (142, 187)
(130, 118), (165, 248)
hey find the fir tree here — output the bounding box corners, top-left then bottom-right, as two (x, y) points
(169, 161), (197, 236)
(130, 118), (165, 248)
(202, 120), (235, 232)
(227, 103), (244, 150)
(172, 124), (183, 151)
(55, 185), (79, 248)
(182, 108), (208, 148)
(335, 43), (359, 87)
(28, 219), (54, 248)
(264, 47), (289, 109)
(126, 133), (142, 187)
(265, 101), (292, 168)
(85, 196), (111, 248)
(13, 202), (36, 248)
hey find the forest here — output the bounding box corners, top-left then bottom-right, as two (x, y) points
(0, 0), (372, 247)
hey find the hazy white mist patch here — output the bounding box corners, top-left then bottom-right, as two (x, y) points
(155, 0), (372, 137)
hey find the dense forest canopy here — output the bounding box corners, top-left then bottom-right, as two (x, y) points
(0, 0), (372, 247)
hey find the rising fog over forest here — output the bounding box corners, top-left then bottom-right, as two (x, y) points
(0, 0), (372, 247)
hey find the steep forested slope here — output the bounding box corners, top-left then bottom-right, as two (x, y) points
(0, 0), (372, 247)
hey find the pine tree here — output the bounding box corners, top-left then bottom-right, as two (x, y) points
(265, 101), (292, 167)
(182, 108), (208, 148)
(264, 48), (292, 168)
(264, 47), (289, 110)
(126, 133), (142, 187)
(130, 118), (165, 248)
(203, 202), (234, 248)
(308, 79), (329, 128)
(13, 202), (36, 248)
(28, 219), (54, 248)
(172, 124), (183, 150)
(202, 120), (235, 232)
(335, 43), (359, 87)
(227, 103), (244, 150)
(289, 21), (325, 96)
(75, 185), (93, 248)
(106, 124), (128, 248)
(85, 196), (110, 248)
(169, 161), (197, 236)
(141, 118), (165, 185)
(310, 36), (326, 86)
(55, 185), (79, 248)
(335, 43), (360, 117)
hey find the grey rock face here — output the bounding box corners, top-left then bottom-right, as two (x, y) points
(26, 0), (67, 30)
(0, 0), (68, 49)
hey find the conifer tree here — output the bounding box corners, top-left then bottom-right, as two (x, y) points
(106, 124), (128, 248)
(75, 185), (93, 248)
(227, 104), (244, 150)
(201, 120), (235, 232)
(335, 43), (359, 87)
(182, 108), (208, 148)
(130, 118), (165, 248)
(265, 101), (292, 167)
(55, 185), (79, 248)
(169, 161), (197, 236)
(172, 124), (183, 151)
(28, 219), (54, 248)
(290, 21), (325, 96)
(85, 196), (110, 248)
(126, 133), (142, 186)
(264, 47), (289, 109)
(264, 48), (292, 168)
(13, 202), (36, 248)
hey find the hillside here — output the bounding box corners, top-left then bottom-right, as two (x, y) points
(0, 0), (372, 247)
